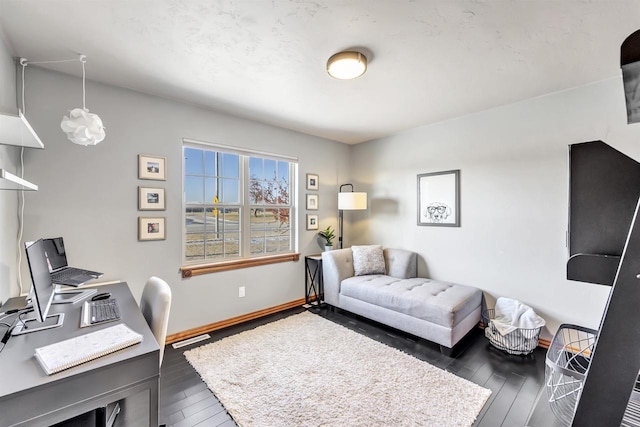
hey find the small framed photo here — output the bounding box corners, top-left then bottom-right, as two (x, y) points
(306, 214), (319, 230)
(139, 216), (166, 241)
(417, 169), (460, 227)
(306, 173), (319, 191)
(139, 154), (167, 181)
(139, 187), (166, 210)
(306, 194), (319, 210)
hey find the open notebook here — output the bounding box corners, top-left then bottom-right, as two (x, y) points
(34, 323), (143, 375)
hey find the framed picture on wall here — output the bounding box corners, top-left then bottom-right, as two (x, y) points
(138, 187), (166, 210)
(138, 154), (167, 181)
(139, 216), (166, 241)
(306, 173), (319, 190)
(417, 169), (460, 227)
(306, 214), (319, 230)
(306, 194), (319, 210)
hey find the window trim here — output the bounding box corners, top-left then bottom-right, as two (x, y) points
(182, 139), (298, 273)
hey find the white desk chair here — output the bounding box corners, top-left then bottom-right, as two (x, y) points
(103, 277), (172, 427)
(140, 276), (172, 366)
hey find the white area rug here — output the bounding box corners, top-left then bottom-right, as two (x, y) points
(184, 312), (491, 427)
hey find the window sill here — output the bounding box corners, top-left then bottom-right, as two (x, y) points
(180, 253), (300, 278)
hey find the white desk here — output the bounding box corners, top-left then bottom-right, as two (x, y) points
(0, 282), (160, 426)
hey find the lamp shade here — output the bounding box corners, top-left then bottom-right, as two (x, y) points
(338, 192), (367, 210)
(60, 108), (105, 146)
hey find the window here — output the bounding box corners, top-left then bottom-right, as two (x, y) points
(183, 142), (296, 268)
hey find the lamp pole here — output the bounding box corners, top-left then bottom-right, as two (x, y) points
(338, 183), (354, 249)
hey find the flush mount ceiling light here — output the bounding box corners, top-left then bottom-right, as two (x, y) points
(326, 51), (367, 80)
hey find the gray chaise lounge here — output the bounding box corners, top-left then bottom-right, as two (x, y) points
(322, 247), (483, 354)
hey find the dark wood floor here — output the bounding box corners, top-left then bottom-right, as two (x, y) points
(145, 305), (562, 427)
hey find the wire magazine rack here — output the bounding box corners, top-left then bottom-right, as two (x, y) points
(545, 324), (640, 426)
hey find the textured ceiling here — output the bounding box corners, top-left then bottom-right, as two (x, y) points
(1, 1), (639, 144)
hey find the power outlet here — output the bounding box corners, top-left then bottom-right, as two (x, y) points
(239, 286), (245, 298)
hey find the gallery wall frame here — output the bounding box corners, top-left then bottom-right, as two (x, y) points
(417, 169), (460, 227)
(306, 194), (319, 210)
(306, 173), (319, 190)
(139, 186), (166, 211)
(139, 154), (167, 181)
(139, 216), (166, 241)
(306, 214), (319, 230)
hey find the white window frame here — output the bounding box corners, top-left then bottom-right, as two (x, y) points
(182, 138), (298, 266)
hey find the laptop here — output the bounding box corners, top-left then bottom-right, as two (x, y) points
(41, 237), (103, 286)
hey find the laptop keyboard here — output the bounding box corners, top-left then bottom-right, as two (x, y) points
(51, 269), (76, 282)
(89, 299), (121, 324)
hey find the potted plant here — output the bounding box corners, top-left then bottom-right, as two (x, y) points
(318, 226), (336, 251)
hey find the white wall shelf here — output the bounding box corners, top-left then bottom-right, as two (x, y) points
(0, 111), (43, 149)
(0, 111), (43, 190)
(0, 169), (38, 191)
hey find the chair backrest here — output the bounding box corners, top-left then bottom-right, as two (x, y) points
(140, 276), (172, 366)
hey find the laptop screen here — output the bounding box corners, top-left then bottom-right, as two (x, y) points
(42, 237), (68, 271)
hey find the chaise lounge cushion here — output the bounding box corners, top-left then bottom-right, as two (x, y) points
(340, 275), (482, 329)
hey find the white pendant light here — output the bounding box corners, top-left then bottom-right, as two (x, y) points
(60, 55), (105, 146)
(327, 51), (367, 80)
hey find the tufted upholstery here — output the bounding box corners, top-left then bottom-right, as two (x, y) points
(340, 276), (481, 328)
(322, 247), (482, 351)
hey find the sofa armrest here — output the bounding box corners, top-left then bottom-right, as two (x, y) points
(384, 248), (418, 279)
(321, 248), (355, 306)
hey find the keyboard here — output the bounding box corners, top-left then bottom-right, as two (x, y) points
(51, 269), (76, 282)
(88, 299), (121, 325)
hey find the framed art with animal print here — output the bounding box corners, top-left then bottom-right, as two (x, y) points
(417, 169), (460, 227)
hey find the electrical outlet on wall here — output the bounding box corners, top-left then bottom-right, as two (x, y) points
(239, 286), (245, 298)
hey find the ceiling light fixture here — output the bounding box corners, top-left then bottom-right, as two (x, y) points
(327, 51), (367, 80)
(60, 55), (105, 146)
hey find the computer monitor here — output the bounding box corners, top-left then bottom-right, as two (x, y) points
(12, 239), (64, 335)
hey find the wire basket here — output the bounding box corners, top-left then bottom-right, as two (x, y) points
(544, 324), (640, 426)
(482, 309), (542, 356)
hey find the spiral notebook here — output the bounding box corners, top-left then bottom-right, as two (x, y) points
(34, 323), (143, 375)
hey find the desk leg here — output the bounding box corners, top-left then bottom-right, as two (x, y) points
(149, 378), (159, 427)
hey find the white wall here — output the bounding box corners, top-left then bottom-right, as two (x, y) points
(16, 66), (350, 335)
(0, 24), (20, 305)
(350, 77), (640, 340)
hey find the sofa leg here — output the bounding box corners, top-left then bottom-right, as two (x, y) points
(440, 345), (454, 357)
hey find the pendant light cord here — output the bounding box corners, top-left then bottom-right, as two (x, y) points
(81, 55), (86, 110)
(16, 59), (27, 295)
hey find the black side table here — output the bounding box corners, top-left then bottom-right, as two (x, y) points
(304, 254), (323, 308)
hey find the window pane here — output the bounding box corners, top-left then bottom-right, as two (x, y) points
(185, 207), (205, 261)
(274, 208), (291, 228)
(264, 159), (276, 180)
(184, 148), (203, 175)
(221, 178), (240, 204)
(185, 176), (204, 204)
(249, 157), (263, 180)
(276, 179), (289, 205)
(278, 161), (289, 183)
(204, 178), (217, 203)
(223, 153), (239, 178)
(249, 179), (261, 204)
(224, 232), (240, 257)
(204, 151), (217, 177)
(221, 208), (240, 232)
(250, 208), (266, 230)
(204, 230), (224, 259)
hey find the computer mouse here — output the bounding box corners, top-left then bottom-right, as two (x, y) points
(91, 292), (111, 301)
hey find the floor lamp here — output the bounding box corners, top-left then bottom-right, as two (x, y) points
(338, 184), (368, 249)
